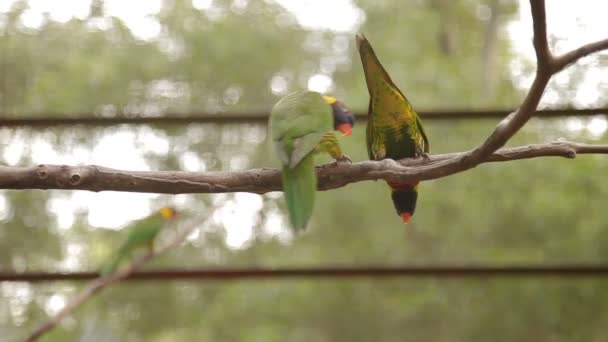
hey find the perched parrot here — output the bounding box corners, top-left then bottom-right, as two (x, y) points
(100, 207), (177, 275)
(269, 91), (355, 231)
(356, 34), (430, 224)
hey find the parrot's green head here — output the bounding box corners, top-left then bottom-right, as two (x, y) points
(159, 207), (177, 220)
(323, 96), (355, 136)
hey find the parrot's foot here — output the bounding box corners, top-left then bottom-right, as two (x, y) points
(332, 154), (352, 166)
(420, 153), (431, 161)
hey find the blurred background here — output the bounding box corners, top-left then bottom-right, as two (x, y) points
(1, 0), (608, 340)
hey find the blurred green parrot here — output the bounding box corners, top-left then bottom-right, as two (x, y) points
(269, 91), (355, 231)
(100, 207), (177, 275)
(356, 34), (430, 224)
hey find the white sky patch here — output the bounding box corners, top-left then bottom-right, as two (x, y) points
(587, 116), (608, 137)
(508, 1), (608, 59)
(0, 0), (16, 13)
(137, 127), (170, 155)
(192, 0), (213, 11)
(30, 139), (59, 163)
(16, 0), (90, 28)
(2, 282), (32, 326)
(270, 74), (289, 95)
(80, 191), (158, 228)
(263, 210), (293, 244)
(19, 8), (45, 29)
(45, 293), (66, 316)
(180, 151), (205, 171)
(8, 0), (163, 40)
(307, 73), (333, 93)
(48, 197), (76, 230)
(61, 242), (85, 270)
(564, 117), (585, 132)
(507, 1), (608, 106)
(212, 193), (263, 249)
(104, 0), (162, 40)
(3, 138), (24, 165)
(0, 194), (8, 220)
(274, 0), (363, 32)
(92, 131), (150, 170)
(574, 68), (606, 107)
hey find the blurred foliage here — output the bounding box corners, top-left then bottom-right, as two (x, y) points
(1, 0), (608, 341)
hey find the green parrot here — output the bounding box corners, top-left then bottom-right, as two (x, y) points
(269, 91), (355, 231)
(356, 34), (430, 224)
(100, 207), (177, 275)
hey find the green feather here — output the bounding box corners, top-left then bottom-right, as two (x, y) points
(100, 212), (165, 276)
(100, 246), (127, 275)
(357, 33), (429, 223)
(269, 91), (334, 231)
(282, 153), (316, 230)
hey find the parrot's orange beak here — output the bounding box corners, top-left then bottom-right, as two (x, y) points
(400, 212), (411, 224)
(337, 123), (352, 136)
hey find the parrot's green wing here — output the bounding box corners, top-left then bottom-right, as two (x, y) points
(357, 33), (430, 224)
(269, 91), (334, 231)
(270, 91), (333, 168)
(100, 212), (165, 275)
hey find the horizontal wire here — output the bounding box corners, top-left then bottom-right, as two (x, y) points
(1, 108), (606, 127)
(3, 264), (608, 283)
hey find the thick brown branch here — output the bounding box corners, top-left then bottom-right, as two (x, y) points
(2, 141), (606, 195)
(25, 222), (194, 342)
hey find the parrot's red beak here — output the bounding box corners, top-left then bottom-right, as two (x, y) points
(337, 123), (352, 136)
(400, 212), (412, 224)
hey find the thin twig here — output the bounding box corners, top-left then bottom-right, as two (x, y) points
(553, 38), (608, 73)
(24, 222), (195, 342)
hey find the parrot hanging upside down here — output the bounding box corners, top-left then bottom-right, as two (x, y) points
(356, 34), (430, 224)
(269, 91), (355, 231)
(100, 207), (177, 276)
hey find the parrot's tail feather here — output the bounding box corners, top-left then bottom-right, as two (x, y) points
(388, 182), (419, 224)
(282, 155), (316, 231)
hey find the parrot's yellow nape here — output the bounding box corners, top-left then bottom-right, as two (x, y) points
(159, 207), (177, 220)
(322, 96), (337, 105)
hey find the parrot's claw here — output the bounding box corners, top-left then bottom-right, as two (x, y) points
(420, 153), (431, 161)
(333, 154), (352, 166)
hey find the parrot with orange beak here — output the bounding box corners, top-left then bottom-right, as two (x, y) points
(269, 91), (355, 230)
(357, 34), (430, 224)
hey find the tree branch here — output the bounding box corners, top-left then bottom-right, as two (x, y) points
(553, 38), (608, 73)
(24, 222), (195, 342)
(2, 141), (607, 195)
(530, 0), (551, 70)
(405, 0), (608, 183)
(1, 2), (606, 197)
